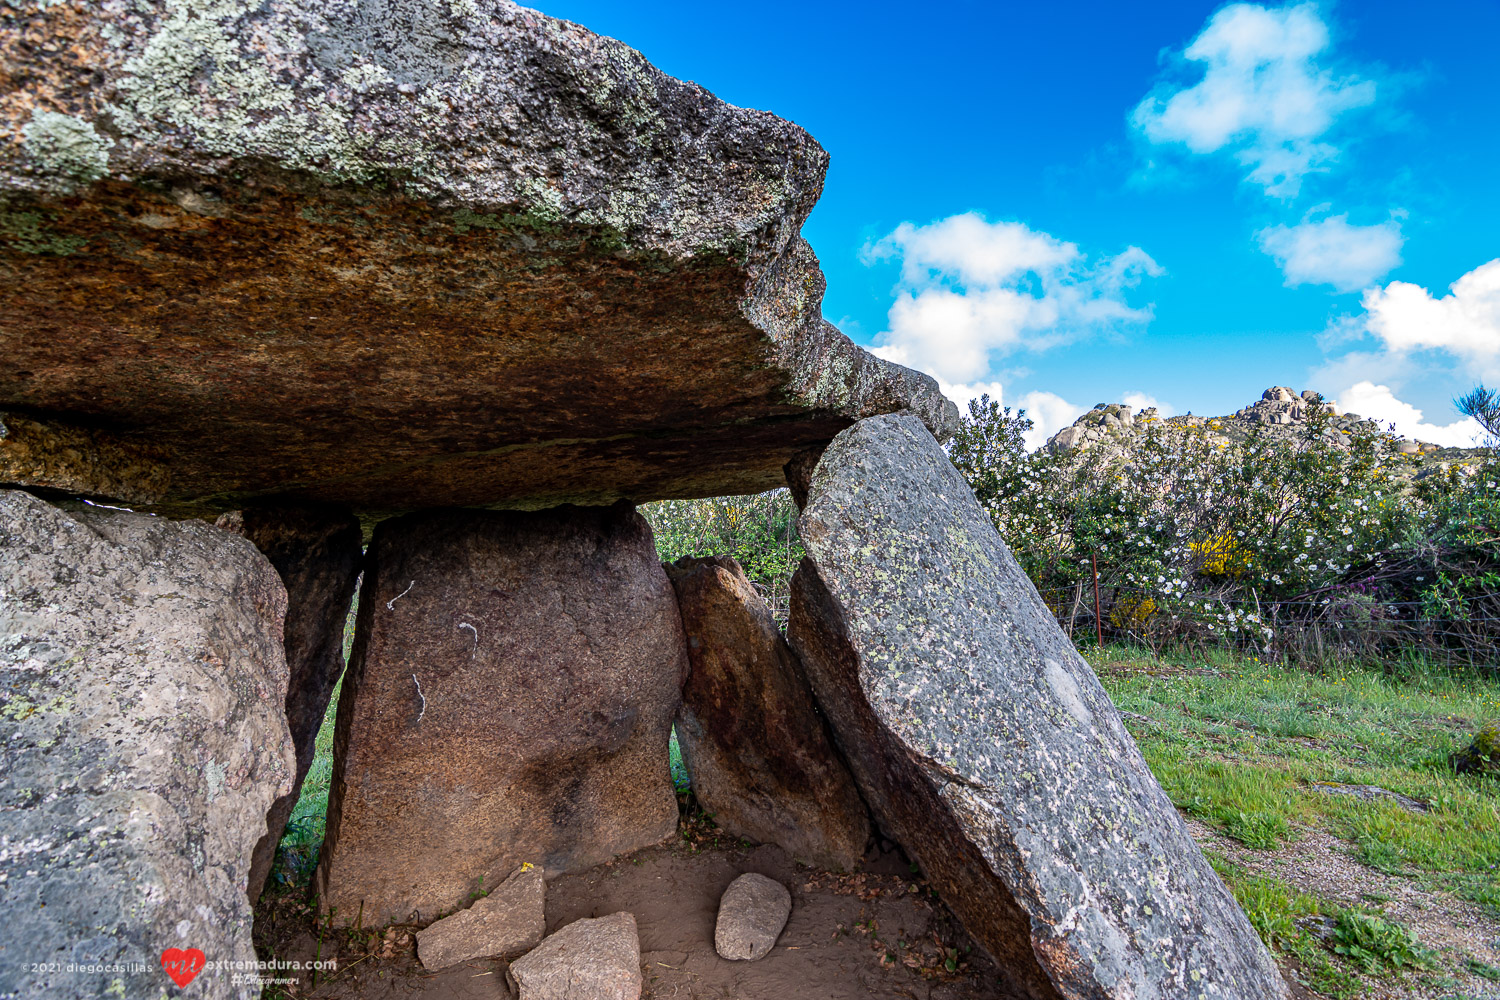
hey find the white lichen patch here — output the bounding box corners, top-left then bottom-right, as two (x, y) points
(20, 110), (111, 189)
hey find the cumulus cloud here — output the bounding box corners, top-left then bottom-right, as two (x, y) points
(866, 213), (1162, 385)
(1357, 258), (1500, 365)
(1132, 2), (1376, 197)
(1256, 213), (1403, 291)
(1335, 381), (1484, 447)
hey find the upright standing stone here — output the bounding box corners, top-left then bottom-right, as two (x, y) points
(0, 491), (295, 1000)
(666, 555), (868, 870)
(787, 414), (1287, 1000)
(216, 505), (364, 902)
(316, 502), (685, 924)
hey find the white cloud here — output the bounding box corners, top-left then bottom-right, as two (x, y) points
(1121, 391), (1178, 417)
(1256, 213), (1403, 291)
(867, 213), (1162, 385)
(1358, 258), (1500, 364)
(1132, 2), (1376, 197)
(1335, 381), (1484, 447)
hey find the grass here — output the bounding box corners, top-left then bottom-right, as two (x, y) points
(1092, 642), (1500, 997)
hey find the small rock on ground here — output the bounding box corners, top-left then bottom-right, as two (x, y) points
(715, 873), (792, 961)
(508, 912), (641, 1000)
(416, 865), (545, 970)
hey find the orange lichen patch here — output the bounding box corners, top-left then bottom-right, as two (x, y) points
(0, 2), (115, 165)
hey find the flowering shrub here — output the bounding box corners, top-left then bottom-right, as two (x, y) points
(949, 394), (1500, 667)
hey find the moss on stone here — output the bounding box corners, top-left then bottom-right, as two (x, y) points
(1453, 722), (1499, 776)
(0, 207), (87, 255)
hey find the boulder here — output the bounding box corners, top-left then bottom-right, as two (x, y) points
(786, 414), (1287, 1000)
(216, 505), (364, 903)
(0, 0), (956, 520)
(315, 502), (685, 924)
(508, 912), (642, 1000)
(416, 864), (545, 970)
(0, 490), (295, 1000)
(714, 873), (792, 961)
(665, 555), (868, 871)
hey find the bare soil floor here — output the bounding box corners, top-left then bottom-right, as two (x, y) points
(255, 836), (1022, 1000)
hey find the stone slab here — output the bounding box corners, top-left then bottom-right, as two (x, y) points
(0, 491), (295, 1000)
(787, 414), (1288, 1000)
(0, 1), (956, 519)
(315, 502), (685, 924)
(508, 912), (642, 1000)
(216, 505), (364, 902)
(666, 555), (867, 870)
(416, 864), (545, 970)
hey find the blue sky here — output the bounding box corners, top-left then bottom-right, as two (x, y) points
(530, 1), (1500, 447)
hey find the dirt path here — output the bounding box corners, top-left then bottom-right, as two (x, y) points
(257, 840), (1019, 1000)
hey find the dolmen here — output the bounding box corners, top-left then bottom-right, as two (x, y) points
(0, 1), (1286, 998)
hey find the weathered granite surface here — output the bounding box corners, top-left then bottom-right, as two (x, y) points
(0, 491), (295, 1000)
(508, 912), (642, 1000)
(416, 864), (545, 970)
(216, 505), (363, 903)
(666, 555), (867, 870)
(714, 872), (792, 962)
(316, 502), (685, 924)
(0, 0), (956, 519)
(787, 414), (1287, 1000)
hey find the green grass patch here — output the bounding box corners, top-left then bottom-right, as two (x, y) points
(1094, 645), (1500, 877)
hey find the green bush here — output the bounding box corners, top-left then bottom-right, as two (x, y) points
(949, 394), (1500, 667)
(641, 489), (802, 624)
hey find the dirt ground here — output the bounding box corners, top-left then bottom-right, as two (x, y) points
(255, 836), (1022, 1000)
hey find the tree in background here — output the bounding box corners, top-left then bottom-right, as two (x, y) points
(1458, 386), (1500, 447)
(641, 490), (802, 624)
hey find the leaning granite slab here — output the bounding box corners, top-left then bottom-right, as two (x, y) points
(417, 864), (546, 970)
(216, 505), (364, 903)
(0, 0), (957, 519)
(0, 491), (295, 1000)
(666, 555), (868, 870)
(508, 912), (643, 1000)
(786, 414), (1288, 1000)
(316, 502), (685, 924)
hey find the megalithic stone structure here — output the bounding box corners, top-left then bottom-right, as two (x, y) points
(315, 502), (686, 925)
(787, 413), (1288, 1000)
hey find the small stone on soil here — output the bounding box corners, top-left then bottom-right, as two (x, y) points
(715, 873), (793, 961)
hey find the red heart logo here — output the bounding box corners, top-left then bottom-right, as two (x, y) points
(161, 948), (206, 988)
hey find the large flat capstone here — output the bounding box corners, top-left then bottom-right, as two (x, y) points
(0, 491), (295, 1000)
(787, 414), (1287, 1000)
(316, 502), (686, 925)
(0, 0), (956, 520)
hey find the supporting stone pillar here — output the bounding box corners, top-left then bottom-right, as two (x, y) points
(787, 414), (1288, 1000)
(316, 502), (686, 925)
(0, 491), (294, 1000)
(216, 505), (363, 903)
(666, 555), (868, 870)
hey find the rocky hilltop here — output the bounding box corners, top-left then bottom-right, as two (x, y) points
(1048, 385), (1472, 458)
